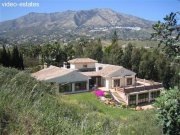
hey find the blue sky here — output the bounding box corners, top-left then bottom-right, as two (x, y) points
(0, 0), (179, 22)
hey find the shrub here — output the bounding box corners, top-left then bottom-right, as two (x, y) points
(94, 90), (105, 97)
(155, 88), (180, 135)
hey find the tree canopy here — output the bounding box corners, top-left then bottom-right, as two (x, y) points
(152, 12), (180, 57)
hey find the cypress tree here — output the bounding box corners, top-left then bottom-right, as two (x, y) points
(19, 53), (24, 70)
(12, 45), (24, 70)
(12, 46), (19, 68)
(1, 45), (9, 67)
(7, 48), (11, 67)
(112, 31), (118, 46)
(0, 48), (2, 64)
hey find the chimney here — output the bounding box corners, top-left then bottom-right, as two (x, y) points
(43, 62), (47, 69)
(63, 62), (67, 68)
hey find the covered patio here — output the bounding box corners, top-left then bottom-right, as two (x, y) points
(32, 66), (90, 93)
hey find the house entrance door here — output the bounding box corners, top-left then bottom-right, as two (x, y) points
(114, 79), (120, 87)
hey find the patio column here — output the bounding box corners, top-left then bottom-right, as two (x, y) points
(96, 77), (98, 86)
(72, 83), (75, 92)
(127, 94), (129, 105)
(86, 81), (89, 91)
(124, 76), (126, 87)
(136, 94), (139, 105)
(148, 91), (151, 102)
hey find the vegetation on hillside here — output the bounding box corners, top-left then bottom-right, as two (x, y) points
(0, 45), (24, 70)
(0, 67), (163, 135)
(1, 38), (178, 89)
(155, 88), (180, 135)
(152, 12), (180, 135)
(0, 12), (179, 135)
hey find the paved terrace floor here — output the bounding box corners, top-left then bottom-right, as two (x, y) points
(98, 80), (163, 105)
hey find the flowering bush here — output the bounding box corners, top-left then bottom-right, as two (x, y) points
(94, 90), (105, 97)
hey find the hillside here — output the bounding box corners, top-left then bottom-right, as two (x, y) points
(0, 67), (162, 134)
(0, 9), (154, 45)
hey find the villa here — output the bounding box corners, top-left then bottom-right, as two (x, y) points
(32, 58), (163, 105)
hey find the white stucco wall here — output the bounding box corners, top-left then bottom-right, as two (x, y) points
(106, 75), (136, 89)
(124, 75), (135, 86)
(70, 64), (76, 69)
(105, 79), (110, 89)
(120, 78), (125, 87)
(70, 63), (95, 70)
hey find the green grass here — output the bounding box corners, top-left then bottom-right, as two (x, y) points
(64, 92), (139, 119)
(0, 67), (162, 135)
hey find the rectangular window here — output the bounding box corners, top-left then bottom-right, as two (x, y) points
(138, 93), (149, 103)
(127, 78), (132, 85)
(59, 83), (72, 92)
(75, 82), (87, 91)
(114, 79), (120, 87)
(129, 95), (136, 105)
(83, 65), (87, 68)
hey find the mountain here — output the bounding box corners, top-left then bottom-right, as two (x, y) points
(0, 8), (154, 44)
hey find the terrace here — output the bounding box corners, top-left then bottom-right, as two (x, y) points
(99, 78), (163, 105)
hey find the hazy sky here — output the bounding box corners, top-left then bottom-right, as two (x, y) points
(0, 0), (179, 22)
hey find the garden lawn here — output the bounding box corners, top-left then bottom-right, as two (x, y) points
(63, 92), (141, 119)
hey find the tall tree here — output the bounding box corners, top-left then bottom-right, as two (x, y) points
(12, 46), (20, 68)
(121, 43), (133, 69)
(94, 39), (103, 62)
(7, 48), (11, 67)
(112, 30), (118, 46)
(154, 12), (180, 135)
(12, 46), (24, 70)
(64, 44), (75, 61)
(1, 45), (9, 67)
(84, 39), (103, 62)
(131, 48), (142, 74)
(74, 38), (88, 57)
(151, 12), (180, 57)
(110, 45), (123, 65)
(19, 53), (24, 70)
(138, 51), (157, 80)
(0, 49), (2, 64)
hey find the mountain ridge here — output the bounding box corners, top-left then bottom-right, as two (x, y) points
(0, 8), (155, 44)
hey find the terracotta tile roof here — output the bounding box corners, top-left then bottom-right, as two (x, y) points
(81, 64), (135, 77)
(32, 66), (73, 81)
(68, 58), (98, 64)
(81, 64), (121, 77)
(108, 67), (136, 77)
(99, 65), (122, 77)
(81, 71), (100, 77)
